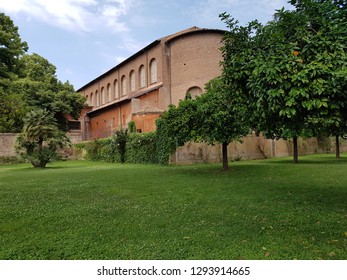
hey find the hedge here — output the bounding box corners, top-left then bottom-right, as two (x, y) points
(75, 129), (172, 165)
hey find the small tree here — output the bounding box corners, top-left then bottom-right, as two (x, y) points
(15, 109), (70, 168)
(128, 121), (137, 133)
(114, 128), (128, 163)
(197, 78), (249, 171)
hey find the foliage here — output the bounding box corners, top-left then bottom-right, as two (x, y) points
(127, 120), (137, 133)
(197, 78), (250, 170)
(17, 53), (86, 131)
(220, 0), (347, 163)
(157, 77), (250, 170)
(114, 129), (128, 163)
(15, 109), (70, 168)
(160, 100), (201, 147)
(0, 13), (86, 133)
(81, 131), (161, 164)
(126, 132), (158, 164)
(0, 13), (28, 88)
(155, 117), (176, 165)
(0, 156), (24, 164)
(0, 155), (346, 259)
(0, 13), (29, 132)
(0, 87), (27, 132)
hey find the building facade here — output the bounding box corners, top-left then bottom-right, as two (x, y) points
(75, 27), (224, 140)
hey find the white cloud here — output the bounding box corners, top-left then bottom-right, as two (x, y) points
(0, 0), (135, 33)
(117, 37), (148, 53)
(189, 0), (292, 26)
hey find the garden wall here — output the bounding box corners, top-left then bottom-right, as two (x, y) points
(169, 134), (347, 165)
(0, 132), (83, 158)
(0, 133), (17, 157)
(2, 132), (346, 164)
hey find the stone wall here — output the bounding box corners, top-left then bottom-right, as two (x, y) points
(169, 134), (347, 165)
(0, 133), (17, 157)
(0, 133), (82, 158)
(2, 132), (346, 163)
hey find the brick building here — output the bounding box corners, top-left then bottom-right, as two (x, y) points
(74, 27), (224, 140)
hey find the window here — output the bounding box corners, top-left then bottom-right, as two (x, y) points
(107, 83), (111, 102)
(90, 93), (93, 106)
(121, 75), (127, 96)
(114, 79), (119, 99)
(130, 70), (135, 92)
(101, 87), (105, 105)
(187, 86), (203, 98)
(95, 90), (99, 107)
(68, 121), (81, 131)
(139, 65), (146, 88)
(150, 58), (157, 83)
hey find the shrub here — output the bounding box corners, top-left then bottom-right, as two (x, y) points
(15, 109), (70, 168)
(126, 132), (158, 164)
(77, 129), (170, 165)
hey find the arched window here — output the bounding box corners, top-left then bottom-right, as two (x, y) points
(187, 86), (203, 98)
(90, 93), (93, 106)
(95, 90), (99, 107)
(121, 75), (127, 96)
(139, 65), (146, 88)
(130, 70), (135, 92)
(107, 83), (111, 102)
(150, 58), (157, 84)
(101, 87), (105, 105)
(114, 79), (119, 99)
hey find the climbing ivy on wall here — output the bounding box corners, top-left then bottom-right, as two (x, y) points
(76, 129), (170, 164)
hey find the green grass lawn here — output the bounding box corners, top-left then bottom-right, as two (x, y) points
(0, 154), (346, 260)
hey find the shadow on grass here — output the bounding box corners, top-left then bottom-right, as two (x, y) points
(270, 156), (347, 165)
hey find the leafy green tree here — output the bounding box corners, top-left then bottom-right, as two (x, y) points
(0, 13), (28, 132)
(158, 80), (249, 171)
(15, 109), (70, 168)
(114, 129), (129, 163)
(0, 13), (85, 133)
(221, 0), (347, 163)
(0, 13), (28, 88)
(161, 96), (201, 147)
(157, 95), (201, 165)
(0, 86), (27, 132)
(196, 78), (249, 170)
(292, 0), (347, 159)
(17, 53), (86, 131)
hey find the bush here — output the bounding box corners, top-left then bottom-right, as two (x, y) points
(0, 156), (24, 164)
(78, 129), (170, 165)
(126, 132), (158, 164)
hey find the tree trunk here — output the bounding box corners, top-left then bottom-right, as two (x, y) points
(222, 142), (229, 171)
(335, 135), (340, 159)
(293, 136), (299, 164)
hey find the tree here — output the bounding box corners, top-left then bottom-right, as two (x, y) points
(221, 0), (347, 163)
(157, 95), (201, 163)
(158, 81), (249, 171)
(0, 13), (28, 132)
(0, 13), (86, 133)
(15, 109), (70, 168)
(113, 129), (129, 163)
(0, 86), (27, 132)
(17, 53), (86, 130)
(196, 78), (249, 170)
(0, 13), (28, 88)
(292, 0), (347, 159)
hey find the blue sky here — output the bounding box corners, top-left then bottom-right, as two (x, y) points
(0, 0), (293, 90)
